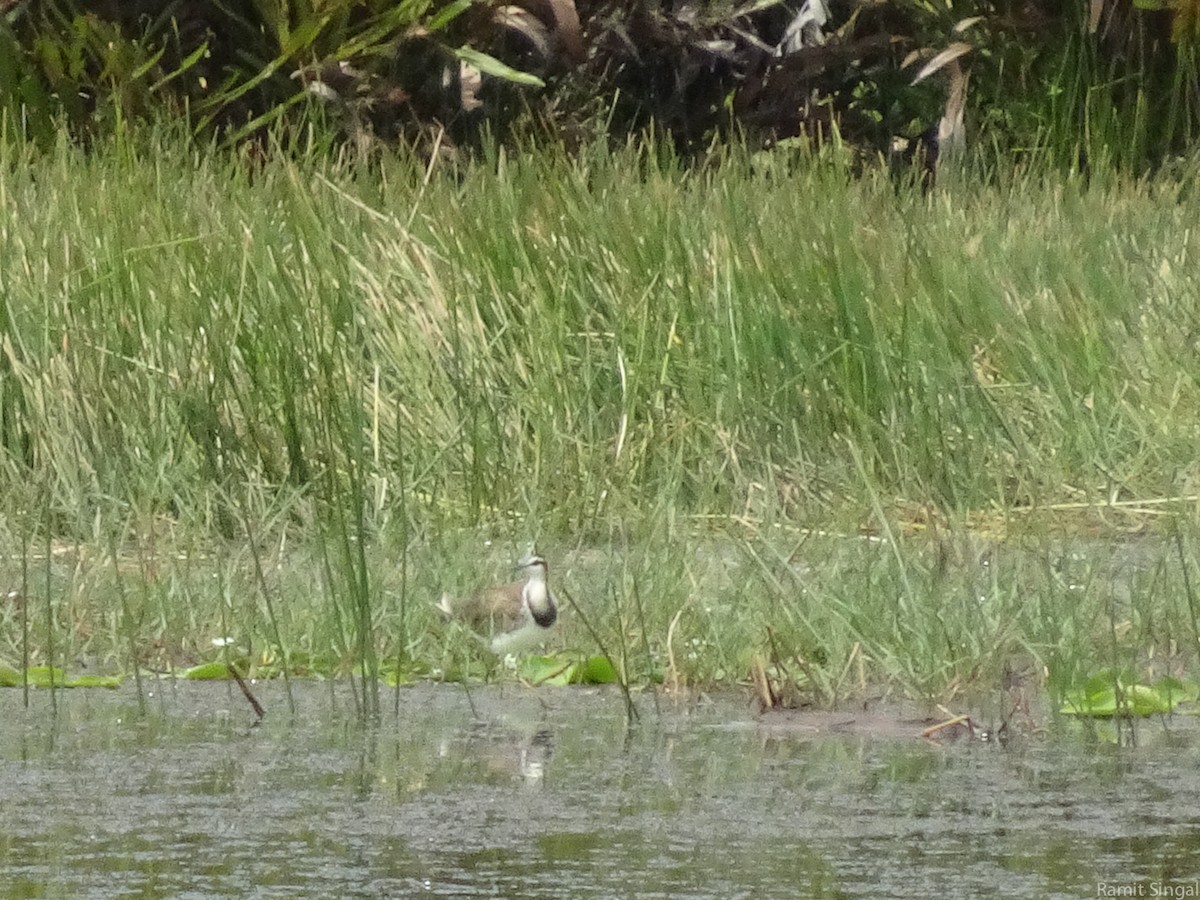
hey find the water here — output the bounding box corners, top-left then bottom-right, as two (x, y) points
(1, 682), (1198, 898)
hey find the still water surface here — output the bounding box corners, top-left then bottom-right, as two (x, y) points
(1, 682), (1197, 898)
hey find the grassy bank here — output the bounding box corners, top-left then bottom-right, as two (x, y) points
(2, 131), (1200, 709)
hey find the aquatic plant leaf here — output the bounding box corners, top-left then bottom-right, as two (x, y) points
(1061, 676), (1183, 717)
(25, 666), (67, 687)
(1124, 684), (1173, 715)
(181, 661), (233, 681)
(572, 655), (618, 685)
(542, 666), (577, 686)
(1060, 686), (1117, 716)
(62, 674), (122, 689)
(1152, 676), (1200, 706)
(518, 654), (573, 685)
(0, 664), (120, 688)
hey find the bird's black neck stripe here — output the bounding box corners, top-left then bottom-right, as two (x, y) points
(531, 601), (557, 628)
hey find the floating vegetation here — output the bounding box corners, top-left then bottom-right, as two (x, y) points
(1060, 670), (1200, 718)
(0, 665), (121, 689)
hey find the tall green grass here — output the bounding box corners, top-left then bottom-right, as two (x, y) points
(2, 129), (1200, 706)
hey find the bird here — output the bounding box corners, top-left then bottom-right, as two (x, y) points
(436, 553), (558, 655)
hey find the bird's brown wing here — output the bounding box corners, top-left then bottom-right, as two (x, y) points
(454, 580), (527, 634)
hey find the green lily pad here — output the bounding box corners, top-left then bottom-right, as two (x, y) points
(0, 665), (120, 688)
(62, 674), (122, 689)
(1151, 676), (1200, 706)
(1061, 671), (1194, 717)
(519, 655), (574, 685)
(25, 666), (68, 687)
(180, 661), (234, 681)
(572, 655), (618, 685)
(515, 654), (621, 686)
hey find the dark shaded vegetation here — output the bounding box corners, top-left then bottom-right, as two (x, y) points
(1, 0), (1199, 171)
